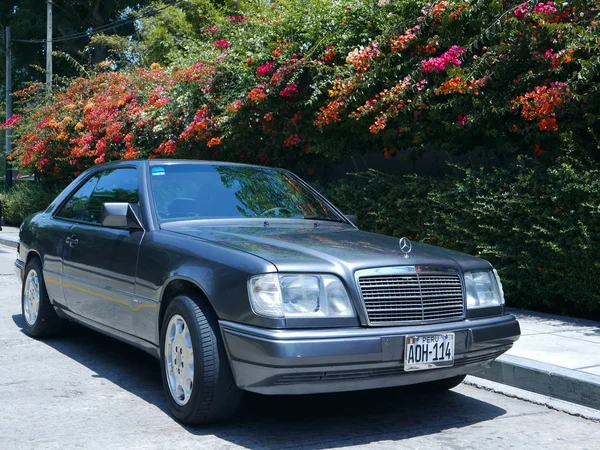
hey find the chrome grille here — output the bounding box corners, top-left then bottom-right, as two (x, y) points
(358, 270), (464, 324)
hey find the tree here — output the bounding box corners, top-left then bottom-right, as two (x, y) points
(0, 0), (147, 91)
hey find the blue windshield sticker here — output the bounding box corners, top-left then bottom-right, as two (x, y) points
(151, 167), (165, 176)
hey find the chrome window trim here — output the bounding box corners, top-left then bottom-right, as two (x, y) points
(354, 266), (466, 327)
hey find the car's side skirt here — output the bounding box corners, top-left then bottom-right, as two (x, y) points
(54, 304), (160, 359)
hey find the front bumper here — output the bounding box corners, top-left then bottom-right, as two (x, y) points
(220, 314), (520, 395)
(14, 258), (24, 282)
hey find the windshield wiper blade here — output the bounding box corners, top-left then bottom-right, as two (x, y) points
(302, 215), (346, 223)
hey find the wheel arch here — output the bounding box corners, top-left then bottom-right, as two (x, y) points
(25, 249), (43, 266)
(158, 277), (217, 336)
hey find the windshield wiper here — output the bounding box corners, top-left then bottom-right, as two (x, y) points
(302, 215), (347, 223)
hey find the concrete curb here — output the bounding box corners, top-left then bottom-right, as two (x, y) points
(0, 238), (18, 249)
(475, 354), (600, 411)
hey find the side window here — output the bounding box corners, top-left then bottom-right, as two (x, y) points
(83, 168), (139, 224)
(55, 174), (101, 221)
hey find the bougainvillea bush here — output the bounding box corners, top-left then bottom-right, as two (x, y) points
(4, 0), (600, 179)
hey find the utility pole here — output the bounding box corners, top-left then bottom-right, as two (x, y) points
(4, 26), (12, 190)
(46, 0), (52, 91)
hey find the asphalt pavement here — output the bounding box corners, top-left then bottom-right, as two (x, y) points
(1, 242), (600, 449)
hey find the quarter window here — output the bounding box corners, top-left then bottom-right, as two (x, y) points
(84, 168), (139, 224)
(55, 174), (101, 221)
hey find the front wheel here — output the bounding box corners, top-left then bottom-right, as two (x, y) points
(160, 294), (243, 425)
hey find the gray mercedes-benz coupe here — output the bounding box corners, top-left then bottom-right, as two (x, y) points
(16, 160), (520, 424)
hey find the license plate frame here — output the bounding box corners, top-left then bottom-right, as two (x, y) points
(404, 332), (455, 372)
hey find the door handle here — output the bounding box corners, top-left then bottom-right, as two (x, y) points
(65, 236), (79, 247)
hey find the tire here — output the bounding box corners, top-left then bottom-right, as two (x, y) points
(21, 257), (63, 338)
(159, 294), (243, 425)
(415, 374), (466, 392)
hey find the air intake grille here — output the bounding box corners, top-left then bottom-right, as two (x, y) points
(358, 271), (464, 324)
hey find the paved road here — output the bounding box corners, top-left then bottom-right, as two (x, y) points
(0, 248), (599, 450)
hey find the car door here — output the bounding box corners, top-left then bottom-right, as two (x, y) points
(49, 173), (104, 308)
(61, 167), (143, 335)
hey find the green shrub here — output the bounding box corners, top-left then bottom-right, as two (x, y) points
(324, 155), (600, 319)
(0, 182), (64, 226)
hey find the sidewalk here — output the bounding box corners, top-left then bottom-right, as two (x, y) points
(0, 225), (19, 249)
(476, 308), (600, 410)
(0, 228), (597, 408)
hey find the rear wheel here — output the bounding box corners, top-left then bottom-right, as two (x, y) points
(21, 257), (63, 338)
(159, 294), (242, 425)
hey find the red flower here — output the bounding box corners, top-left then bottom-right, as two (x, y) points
(279, 83), (299, 98)
(284, 134), (301, 147)
(457, 115), (469, 126)
(256, 62), (276, 77)
(214, 39), (231, 50)
(258, 153), (269, 164)
(534, 144), (545, 156)
(514, 3), (528, 19)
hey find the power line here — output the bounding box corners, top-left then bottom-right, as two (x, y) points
(12, 3), (174, 45)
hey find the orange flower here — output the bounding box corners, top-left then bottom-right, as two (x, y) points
(538, 117), (558, 132)
(248, 85), (266, 104)
(155, 139), (176, 155)
(207, 137), (222, 148)
(314, 99), (344, 128)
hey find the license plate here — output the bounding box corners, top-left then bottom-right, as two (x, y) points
(404, 333), (455, 371)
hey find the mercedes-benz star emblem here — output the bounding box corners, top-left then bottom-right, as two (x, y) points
(399, 237), (412, 258)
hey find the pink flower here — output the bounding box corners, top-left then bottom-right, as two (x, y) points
(203, 25), (219, 35)
(279, 83), (299, 98)
(514, 3), (528, 19)
(258, 153), (269, 164)
(256, 61), (276, 77)
(420, 45), (466, 73)
(214, 39), (231, 50)
(226, 16), (247, 23)
(533, 2), (558, 15)
(0, 114), (22, 129)
(457, 115), (469, 126)
(544, 49), (554, 58)
(39, 158), (49, 166)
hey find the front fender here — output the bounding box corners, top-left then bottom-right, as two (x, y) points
(134, 230), (281, 345)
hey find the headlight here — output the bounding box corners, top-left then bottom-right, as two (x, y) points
(464, 270), (505, 309)
(248, 274), (356, 319)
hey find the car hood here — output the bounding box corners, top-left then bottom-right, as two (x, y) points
(161, 221), (490, 273)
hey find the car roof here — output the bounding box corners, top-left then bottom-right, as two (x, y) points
(92, 159), (283, 172)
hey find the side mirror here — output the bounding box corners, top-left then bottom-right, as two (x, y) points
(345, 214), (358, 226)
(101, 203), (143, 230)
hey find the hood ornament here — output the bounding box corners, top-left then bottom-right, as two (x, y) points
(399, 237), (412, 258)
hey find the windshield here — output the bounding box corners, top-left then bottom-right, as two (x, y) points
(149, 164), (343, 222)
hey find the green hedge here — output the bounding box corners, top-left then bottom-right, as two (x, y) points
(324, 155), (600, 319)
(0, 182), (63, 226)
